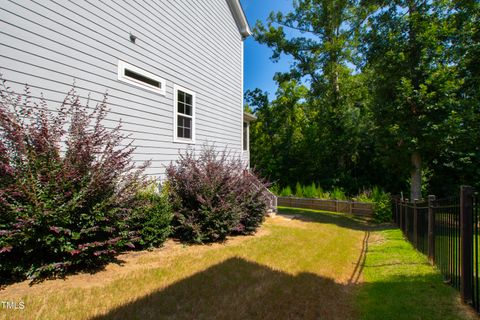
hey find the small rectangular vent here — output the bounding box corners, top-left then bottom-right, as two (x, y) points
(118, 61), (166, 95)
(124, 69), (161, 88)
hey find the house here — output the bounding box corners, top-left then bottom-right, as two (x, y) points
(0, 0), (255, 175)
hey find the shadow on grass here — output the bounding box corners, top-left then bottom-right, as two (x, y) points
(90, 257), (357, 320)
(89, 257), (471, 320)
(1, 210), (471, 319)
(357, 273), (475, 320)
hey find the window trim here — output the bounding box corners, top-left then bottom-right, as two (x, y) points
(118, 60), (166, 95)
(173, 84), (196, 144)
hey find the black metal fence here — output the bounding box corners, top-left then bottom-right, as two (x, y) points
(393, 186), (479, 312)
(473, 195), (480, 311)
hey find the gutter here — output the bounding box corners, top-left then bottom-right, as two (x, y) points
(226, 0), (252, 39)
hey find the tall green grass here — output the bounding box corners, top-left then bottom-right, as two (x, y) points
(271, 183), (352, 201)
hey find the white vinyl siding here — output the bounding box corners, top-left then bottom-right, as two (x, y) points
(0, 0), (244, 177)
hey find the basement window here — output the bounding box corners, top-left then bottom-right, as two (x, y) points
(118, 60), (166, 95)
(173, 85), (195, 143)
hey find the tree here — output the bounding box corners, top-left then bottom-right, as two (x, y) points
(427, 0), (480, 195)
(245, 81), (309, 186)
(360, 0), (463, 199)
(248, 0), (479, 198)
(252, 0), (375, 192)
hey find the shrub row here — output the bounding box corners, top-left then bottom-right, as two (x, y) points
(0, 84), (171, 282)
(0, 83), (268, 282)
(271, 182), (348, 200)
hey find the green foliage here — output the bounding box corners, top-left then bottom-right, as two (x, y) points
(315, 185), (325, 199)
(279, 186), (293, 197)
(355, 189), (373, 203)
(279, 181), (390, 222)
(269, 183), (280, 196)
(330, 187), (347, 201)
(248, 0), (479, 199)
(277, 183), (349, 201)
(248, 0), (386, 194)
(131, 182), (172, 248)
(303, 182), (318, 198)
(294, 182), (304, 198)
(359, 0), (472, 199)
(370, 187), (392, 223)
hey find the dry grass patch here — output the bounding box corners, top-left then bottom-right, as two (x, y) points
(0, 208), (366, 320)
(3, 208), (472, 319)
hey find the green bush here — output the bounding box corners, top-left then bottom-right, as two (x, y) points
(277, 183), (347, 200)
(320, 192), (330, 199)
(315, 185), (325, 198)
(130, 182), (172, 248)
(295, 182), (304, 197)
(353, 187), (392, 222)
(355, 189), (374, 203)
(303, 182), (318, 198)
(331, 187), (347, 200)
(269, 183), (280, 196)
(279, 186), (293, 197)
(371, 187), (392, 222)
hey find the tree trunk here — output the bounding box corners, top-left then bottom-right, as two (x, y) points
(410, 151), (422, 200)
(408, 0), (422, 202)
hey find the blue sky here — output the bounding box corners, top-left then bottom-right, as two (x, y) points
(240, 0), (294, 100)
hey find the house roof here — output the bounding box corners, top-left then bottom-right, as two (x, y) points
(243, 112), (257, 122)
(226, 0), (252, 39)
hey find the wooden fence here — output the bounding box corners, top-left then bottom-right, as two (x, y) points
(277, 196), (373, 217)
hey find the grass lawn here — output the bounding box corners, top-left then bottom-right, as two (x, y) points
(0, 207), (476, 319)
(358, 227), (474, 320)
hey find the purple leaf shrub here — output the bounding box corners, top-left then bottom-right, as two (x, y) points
(0, 79), (167, 282)
(166, 146), (268, 243)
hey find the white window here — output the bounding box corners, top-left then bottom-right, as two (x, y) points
(118, 60), (166, 95)
(173, 85), (195, 143)
(243, 121), (248, 151)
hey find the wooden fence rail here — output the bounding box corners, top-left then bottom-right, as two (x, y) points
(277, 196), (373, 217)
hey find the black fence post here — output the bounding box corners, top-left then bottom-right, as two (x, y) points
(400, 198), (403, 231)
(428, 195), (436, 264)
(396, 200), (399, 223)
(461, 185), (474, 303)
(397, 199), (400, 224)
(405, 199), (409, 236)
(399, 199), (403, 231)
(414, 199), (418, 248)
(392, 198), (396, 223)
(397, 197), (401, 224)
